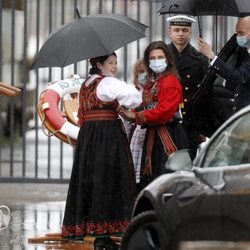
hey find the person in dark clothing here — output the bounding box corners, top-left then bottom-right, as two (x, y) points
(167, 15), (209, 159)
(197, 16), (250, 113)
(61, 52), (142, 250)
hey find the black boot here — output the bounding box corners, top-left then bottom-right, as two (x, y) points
(94, 237), (119, 250)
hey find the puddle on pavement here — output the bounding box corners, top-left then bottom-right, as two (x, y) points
(0, 201), (66, 250)
(0, 190), (121, 249)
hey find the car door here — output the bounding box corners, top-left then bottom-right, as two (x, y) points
(185, 110), (250, 240)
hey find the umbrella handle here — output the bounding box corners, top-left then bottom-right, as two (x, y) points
(197, 16), (202, 38)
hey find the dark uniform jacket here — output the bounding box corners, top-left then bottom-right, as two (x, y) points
(211, 47), (250, 112)
(168, 42), (209, 125)
(168, 42), (208, 159)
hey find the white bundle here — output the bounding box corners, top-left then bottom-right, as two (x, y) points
(0, 206), (10, 230)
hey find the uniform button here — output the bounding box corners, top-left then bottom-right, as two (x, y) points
(185, 87), (189, 91)
(186, 75), (190, 78)
(182, 111), (186, 115)
(234, 93), (238, 97)
(184, 99), (188, 102)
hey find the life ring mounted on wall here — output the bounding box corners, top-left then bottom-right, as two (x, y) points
(37, 75), (84, 146)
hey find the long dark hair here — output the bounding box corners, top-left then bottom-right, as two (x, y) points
(143, 41), (180, 80)
(89, 52), (117, 75)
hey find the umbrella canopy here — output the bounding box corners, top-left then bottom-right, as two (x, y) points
(158, 0), (250, 17)
(32, 13), (148, 69)
(158, 0), (250, 38)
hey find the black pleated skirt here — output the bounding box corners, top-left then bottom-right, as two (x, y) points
(61, 119), (137, 239)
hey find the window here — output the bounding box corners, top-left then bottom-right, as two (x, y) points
(203, 113), (250, 168)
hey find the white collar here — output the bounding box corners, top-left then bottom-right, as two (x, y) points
(85, 74), (102, 86)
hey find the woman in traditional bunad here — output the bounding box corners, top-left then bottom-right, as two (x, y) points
(61, 52), (142, 250)
(117, 41), (189, 191)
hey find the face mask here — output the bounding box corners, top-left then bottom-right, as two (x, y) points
(149, 59), (168, 73)
(137, 72), (147, 86)
(236, 35), (249, 47)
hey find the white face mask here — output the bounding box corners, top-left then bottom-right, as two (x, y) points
(149, 59), (168, 73)
(137, 72), (147, 86)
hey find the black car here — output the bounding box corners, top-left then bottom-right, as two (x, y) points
(121, 105), (250, 250)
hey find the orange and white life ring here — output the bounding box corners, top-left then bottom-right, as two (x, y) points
(37, 75), (84, 146)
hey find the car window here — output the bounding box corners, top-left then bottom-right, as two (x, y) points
(203, 112), (250, 168)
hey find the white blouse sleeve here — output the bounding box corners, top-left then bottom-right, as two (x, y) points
(96, 77), (142, 109)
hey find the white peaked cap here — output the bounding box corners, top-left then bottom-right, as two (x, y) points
(167, 15), (196, 26)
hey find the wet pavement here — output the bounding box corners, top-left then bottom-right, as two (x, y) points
(0, 183), (69, 250)
(0, 183), (120, 250)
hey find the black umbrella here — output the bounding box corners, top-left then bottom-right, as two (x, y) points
(32, 12), (148, 69)
(158, 0), (250, 37)
(158, 0), (250, 17)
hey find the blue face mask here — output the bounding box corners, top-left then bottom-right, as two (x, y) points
(149, 59), (168, 74)
(137, 72), (147, 86)
(236, 35), (249, 47)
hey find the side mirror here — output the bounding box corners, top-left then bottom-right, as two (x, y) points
(165, 149), (193, 171)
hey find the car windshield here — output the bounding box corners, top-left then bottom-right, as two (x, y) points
(203, 112), (250, 168)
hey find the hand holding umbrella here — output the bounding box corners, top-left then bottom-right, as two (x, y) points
(197, 37), (216, 60)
